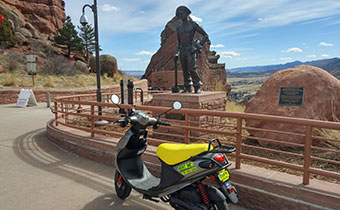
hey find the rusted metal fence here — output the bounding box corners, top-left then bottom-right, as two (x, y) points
(53, 93), (340, 185)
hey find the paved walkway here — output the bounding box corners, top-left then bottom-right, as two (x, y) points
(0, 103), (245, 210)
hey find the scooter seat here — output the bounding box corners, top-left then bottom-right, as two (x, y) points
(156, 143), (210, 165)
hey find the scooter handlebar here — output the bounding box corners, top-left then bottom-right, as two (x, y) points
(158, 121), (171, 126)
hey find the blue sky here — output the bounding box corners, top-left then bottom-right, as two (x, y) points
(65, 0), (340, 71)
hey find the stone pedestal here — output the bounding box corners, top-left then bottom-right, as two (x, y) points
(150, 91), (227, 139)
(150, 91), (226, 111)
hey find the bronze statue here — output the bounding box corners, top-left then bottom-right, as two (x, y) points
(174, 6), (208, 94)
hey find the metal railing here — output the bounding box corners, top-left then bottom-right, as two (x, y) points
(53, 93), (340, 185)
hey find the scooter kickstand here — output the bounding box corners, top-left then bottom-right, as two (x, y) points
(142, 194), (159, 203)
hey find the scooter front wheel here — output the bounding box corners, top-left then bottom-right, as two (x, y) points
(114, 171), (132, 199)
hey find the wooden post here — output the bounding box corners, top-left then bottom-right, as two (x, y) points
(61, 103), (64, 123)
(32, 75), (35, 86)
(303, 125), (313, 185)
(54, 102), (58, 126)
(236, 118), (242, 169)
(91, 105), (95, 137)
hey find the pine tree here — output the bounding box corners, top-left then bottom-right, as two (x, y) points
(0, 9), (16, 48)
(54, 16), (83, 58)
(78, 24), (95, 61)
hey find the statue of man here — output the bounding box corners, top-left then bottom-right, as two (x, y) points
(174, 6), (208, 94)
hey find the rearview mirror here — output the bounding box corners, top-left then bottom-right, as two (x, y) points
(173, 101), (182, 110)
(111, 94), (120, 104)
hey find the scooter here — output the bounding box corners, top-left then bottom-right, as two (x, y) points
(111, 94), (238, 210)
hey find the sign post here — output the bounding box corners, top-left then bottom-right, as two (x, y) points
(27, 55), (37, 86)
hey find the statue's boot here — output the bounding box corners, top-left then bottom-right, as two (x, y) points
(194, 81), (203, 94)
(194, 87), (201, 94)
(182, 85), (192, 93)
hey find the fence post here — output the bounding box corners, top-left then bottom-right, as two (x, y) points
(236, 117), (242, 169)
(55, 102), (58, 126)
(91, 105), (95, 138)
(71, 92), (75, 109)
(303, 125), (312, 185)
(184, 113), (190, 144)
(60, 103), (64, 123)
(78, 96), (82, 111)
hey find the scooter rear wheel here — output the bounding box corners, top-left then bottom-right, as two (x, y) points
(114, 171), (132, 199)
(211, 201), (229, 210)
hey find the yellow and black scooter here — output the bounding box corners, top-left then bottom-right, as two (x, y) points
(111, 94), (238, 210)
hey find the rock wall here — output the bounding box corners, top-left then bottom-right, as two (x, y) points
(0, 0), (65, 37)
(142, 17), (227, 91)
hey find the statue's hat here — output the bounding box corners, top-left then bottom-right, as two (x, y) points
(176, 6), (191, 16)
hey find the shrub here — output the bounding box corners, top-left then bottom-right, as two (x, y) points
(41, 54), (74, 75)
(3, 73), (16, 86)
(44, 76), (56, 87)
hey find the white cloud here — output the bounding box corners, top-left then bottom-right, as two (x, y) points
(282, 47), (303, 53)
(102, 4), (120, 12)
(211, 44), (224, 48)
(190, 15), (203, 22)
(219, 51), (240, 58)
(136, 51), (154, 56)
(123, 58), (141, 62)
(307, 54), (316, 58)
(281, 57), (293, 62)
(321, 54), (329, 57)
(319, 42), (334, 47)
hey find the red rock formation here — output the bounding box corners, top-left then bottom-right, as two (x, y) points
(245, 65), (340, 146)
(0, 0), (65, 35)
(142, 17), (227, 91)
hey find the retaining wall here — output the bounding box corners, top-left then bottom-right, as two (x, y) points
(46, 120), (340, 210)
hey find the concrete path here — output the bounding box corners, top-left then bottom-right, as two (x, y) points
(0, 103), (246, 210)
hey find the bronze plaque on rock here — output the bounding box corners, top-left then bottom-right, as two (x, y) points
(278, 87), (304, 106)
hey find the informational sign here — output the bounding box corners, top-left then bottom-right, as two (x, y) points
(16, 89), (38, 108)
(27, 54), (36, 75)
(278, 87), (304, 106)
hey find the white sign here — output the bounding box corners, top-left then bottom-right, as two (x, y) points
(16, 89), (38, 107)
(27, 54), (36, 74)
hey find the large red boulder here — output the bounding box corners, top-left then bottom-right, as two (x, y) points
(244, 65), (340, 145)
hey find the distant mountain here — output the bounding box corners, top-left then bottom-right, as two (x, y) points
(122, 70), (145, 79)
(227, 57), (340, 79)
(229, 60), (303, 72)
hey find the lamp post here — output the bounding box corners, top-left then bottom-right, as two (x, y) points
(80, 0), (107, 125)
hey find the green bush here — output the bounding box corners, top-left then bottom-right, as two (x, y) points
(0, 8), (16, 48)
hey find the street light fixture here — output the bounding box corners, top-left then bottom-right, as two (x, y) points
(80, 0), (107, 126)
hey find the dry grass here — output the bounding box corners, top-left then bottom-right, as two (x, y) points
(226, 101), (245, 112)
(0, 70), (135, 88)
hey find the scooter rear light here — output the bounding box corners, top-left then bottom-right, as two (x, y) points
(209, 175), (216, 182)
(118, 176), (124, 184)
(228, 187), (234, 193)
(214, 153), (225, 162)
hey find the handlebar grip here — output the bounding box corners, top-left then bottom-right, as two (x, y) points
(160, 121), (171, 126)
